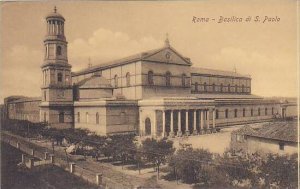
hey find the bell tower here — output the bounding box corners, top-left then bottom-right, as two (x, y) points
(40, 7), (73, 128)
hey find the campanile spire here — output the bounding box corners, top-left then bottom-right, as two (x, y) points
(40, 7), (73, 128)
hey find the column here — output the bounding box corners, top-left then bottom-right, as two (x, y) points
(185, 110), (190, 135)
(153, 110), (157, 137)
(177, 111), (182, 137)
(70, 163), (75, 173)
(58, 22), (61, 35)
(96, 173), (103, 186)
(54, 21), (57, 35)
(200, 110), (205, 134)
(51, 21), (54, 35)
(206, 110), (211, 134)
(44, 152), (49, 160)
(212, 109), (216, 132)
(139, 110), (143, 136)
(193, 110), (198, 135)
(162, 110), (166, 137)
(169, 110), (175, 137)
(22, 154), (25, 164)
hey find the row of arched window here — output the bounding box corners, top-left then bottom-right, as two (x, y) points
(77, 112), (100, 124)
(215, 107), (275, 119)
(77, 112), (127, 125)
(155, 71), (188, 87)
(43, 112), (65, 123)
(45, 45), (62, 58)
(194, 83), (247, 93)
(114, 73), (131, 88)
(113, 71), (188, 88)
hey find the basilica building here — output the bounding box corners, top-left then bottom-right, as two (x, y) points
(4, 8), (291, 137)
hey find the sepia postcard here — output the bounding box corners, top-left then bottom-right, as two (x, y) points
(0, 1), (299, 189)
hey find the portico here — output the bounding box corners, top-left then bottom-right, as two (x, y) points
(138, 97), (216, 137)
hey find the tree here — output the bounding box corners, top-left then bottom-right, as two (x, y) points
(142, 138), (175, 179)
(218, 156), (254, 185)
(260, 153), (298, 189)
(169, 148), (213, 183)
(102, 134), (137, 163)
(84, 133), (107, 161)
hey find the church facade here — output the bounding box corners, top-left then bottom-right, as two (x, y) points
(4, 8), (291, 137)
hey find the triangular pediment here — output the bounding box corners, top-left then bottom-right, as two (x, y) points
(142, 46), (192, 66)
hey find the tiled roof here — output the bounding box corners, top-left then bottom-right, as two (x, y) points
(72, 47), (165, 76)
(77, 75), (113, 89)
(246, 121), (298, 143)
(232, 125), (257, 135)
(72, 45), (192, 76)
(191, 93), (263, 100)
(191, 67), (251, 78)
(10, 97), (41, 103)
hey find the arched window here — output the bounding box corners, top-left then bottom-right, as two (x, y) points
(212, 83), (216, 92)
(126, 72), (130, 87)
(234, 109), (238, 118)
(225, 109), (228, 118)
(228, 84), (231, 92)
(58, 73), (63, 82)
(220, 84), (223, 92)
(114, 75), (118, 88)
(148, 71), (154, 85)
(59, 112), (64, 123)
(165, 72), (171, 86)
(265, 108), (268, 115)
(120, 112), (126, 124)
(44, 112), (47, 122)
(258, 108), (261, 116)
(57, 46), (62, 55)
(195, 82), (199, 92)
(243, 108), (246, 117)
(203, 82), (207, 92)
(215, 109), (219, 119)
(77, 112), (80, 123)
(96, 112), (99, 124)
(242, 85), (245, 93)
(182, 74), (186, 87)
(235, 85), (238, 92)
(251, 109), (253, 116)
(272, 107), (274, 115)
(86, 112), (89, 123)
(44, 91), (46, 101)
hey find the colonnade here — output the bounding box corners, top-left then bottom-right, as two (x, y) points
(161, 109), (216, 137)
(47, 20), (64, 36)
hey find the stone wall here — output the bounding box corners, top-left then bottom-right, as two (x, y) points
(7, 99), (41, 123)
(246, 136), (298, 155)
(74, 106), (107, 135)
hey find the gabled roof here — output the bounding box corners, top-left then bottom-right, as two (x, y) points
(72, 45), (192, 76)
(192, 67), (251, 79)
(232, 125), (257, 135)
(246, 121), (298, 143)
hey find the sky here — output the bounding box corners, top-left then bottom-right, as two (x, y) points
(0, 0), (298, 103)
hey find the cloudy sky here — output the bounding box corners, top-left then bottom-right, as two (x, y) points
(0, 0), (298, 103)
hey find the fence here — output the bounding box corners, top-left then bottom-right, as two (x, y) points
(1, 131), (135, 189)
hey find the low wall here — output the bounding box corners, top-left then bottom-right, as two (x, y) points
(0, 131), (134, 189)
